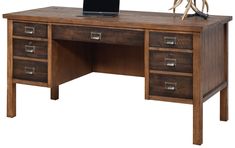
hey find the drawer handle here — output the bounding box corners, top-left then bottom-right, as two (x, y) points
(90, 32), (102, 40)
(165, 82), (177, 91)
(25, 45), (36, 53)
(165, 58), (177, 67)
(164, 37), (176, 45)
(24, 26), (35, 34)
(24, 66), (35, 75)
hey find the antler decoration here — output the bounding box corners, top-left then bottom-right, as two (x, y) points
(169, 0), (209, 20)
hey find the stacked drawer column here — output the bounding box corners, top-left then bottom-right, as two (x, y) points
(145, 31), (193, 104)
(7, 20), (50, 117)
(12, 22), (48, 85)
(144, 30), (203, 144)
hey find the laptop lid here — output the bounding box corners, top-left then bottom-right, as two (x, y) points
(83, 0), (120, 16)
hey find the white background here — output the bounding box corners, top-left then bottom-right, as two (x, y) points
(0, 0), (234, 147)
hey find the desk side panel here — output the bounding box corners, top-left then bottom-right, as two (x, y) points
(201, 24), (225, 97)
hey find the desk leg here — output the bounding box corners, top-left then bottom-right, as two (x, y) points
(7, 82), (16, 117)
(7, 20), (16, 117)
(51, 86), (59, 100)
(193, 100), (203, 145)
(220, 87), (228, 121)
(193, 33), (203, 145)
(220, 23), (229, 121)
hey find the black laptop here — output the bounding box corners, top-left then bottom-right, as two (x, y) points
(83, 0), (120, 16)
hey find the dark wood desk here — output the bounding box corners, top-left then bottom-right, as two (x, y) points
(3, 7), (232, 145)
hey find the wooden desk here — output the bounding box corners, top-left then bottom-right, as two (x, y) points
(3, 7), (232, 145)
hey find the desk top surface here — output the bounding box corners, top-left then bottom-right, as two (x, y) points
(3, 6), (232, 32)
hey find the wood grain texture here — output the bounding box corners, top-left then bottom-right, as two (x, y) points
(149, 32), (193, 49)
(13, 22), (48, 38)
(149, 95), (193, 104)
(3, 7), (232, 32)
(13, 59), (48, 82)
(52, 40), (92, 86)
(150, 50), (192, 73)
(53, 25), (144, 46)
(149, 73), (192, 99)
(203, 82), (227, 103)
(193, 33), (203, 145)
(13, 79), (48, 87)
(144, 30), (150, 99)
(201, 24), (225, 96)
(220, 23), (229, 121)
(49, 23), (60, 100)
(92, 43), (144, 76)
(220, 88), (228, 121)
(7, 20), (16, 117)
(2, 7), (232, 145)
(13, 56), (47, 63)
(150, 70), (192, 77)
(51, 86), (59, 100)
(13, 36), (48, 42)
(149, 47), (192, 53)
(48, 24), (52, 87)
(13, 38), (48, 59)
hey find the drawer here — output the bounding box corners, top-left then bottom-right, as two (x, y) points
(149, 32), (192, 49)
(52, 25), (144, 46)
(13, 59), (48, 82)
(149, 51), (192, 73)
(149, 74), (192, 99)
(13, 22), (48, 38)
(13, 39), (48, 59)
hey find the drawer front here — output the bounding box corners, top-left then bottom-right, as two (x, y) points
(149, 32), (193, 49)
(149, 51), (192, 73)
(13, 39), (48, 59)
(149, 74), (192, 99)
(13, 22), (48, 38)
(13, 59), (48, 82)
(52, 25), (144, 46)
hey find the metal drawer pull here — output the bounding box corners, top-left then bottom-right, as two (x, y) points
(25, 45), (36, 53)
(90, 32), (102, 40)
(24, 26), (35, 34)
(164, 37), (176, 45)
(166, 63), (175, 67)
(24, 66), (35, 75)
(165, 82), (177, 91)
(165, 58), (177, 67)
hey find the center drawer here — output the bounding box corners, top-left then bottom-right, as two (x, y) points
(13, 39), (48, 59)
(13, 59), (48, 82)
(52, 25), (144, 46)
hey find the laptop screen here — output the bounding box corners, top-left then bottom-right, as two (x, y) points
(83, 0), (120, 15)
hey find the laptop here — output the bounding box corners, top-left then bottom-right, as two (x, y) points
(83, 0), (120, 16)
